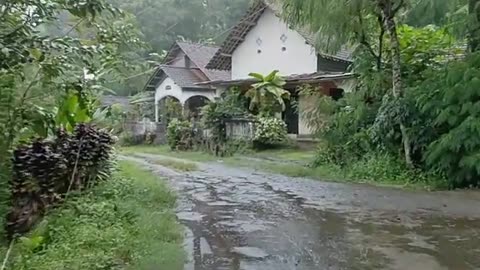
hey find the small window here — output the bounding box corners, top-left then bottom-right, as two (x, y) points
(257, 49), (262, 54)
(281, 46), (287, 52)
(165, 85), (172, 90)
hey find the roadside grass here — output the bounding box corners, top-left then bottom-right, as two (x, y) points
(120, 145), (443, 190)
(250, 148), (315, 163)
(153, 158), (199, 172)
(120, 145), (216, 162)
(224, 157), (443, 190)
(4, 160), (184, 270)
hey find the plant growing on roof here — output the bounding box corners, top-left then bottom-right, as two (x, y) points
(245, 70), (290, 116)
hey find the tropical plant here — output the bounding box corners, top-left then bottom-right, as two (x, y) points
(416, 52), (480, 188)
(283, 0), (465, 167)
(245, 70), (290, 116)
(166, 119), (194, 151)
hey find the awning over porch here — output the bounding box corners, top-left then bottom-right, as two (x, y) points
(195, 71), (355, 87)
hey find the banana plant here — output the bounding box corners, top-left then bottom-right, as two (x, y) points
(245, 70), (290, 116)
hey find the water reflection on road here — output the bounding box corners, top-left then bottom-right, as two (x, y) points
(123, 154), (480, 270)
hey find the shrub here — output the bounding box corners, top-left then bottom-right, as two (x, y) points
(167, 119), (194, 151)
(417, 53), (480, 188)
(6, 124), (115, 237)
(253, 117), (289, 149)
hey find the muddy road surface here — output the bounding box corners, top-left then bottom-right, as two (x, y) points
(122, 154), (480, 270)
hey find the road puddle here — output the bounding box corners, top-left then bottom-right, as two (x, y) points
(122, 154), (480, 269)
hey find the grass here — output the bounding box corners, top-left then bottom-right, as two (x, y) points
(120, 145), (443, 190)
(250, 148), (315, 163)
(4, 161), (184, 270)
(225, 157), (443, 190)
(153, 158), (199, 172)
(121, 145), (217, 162)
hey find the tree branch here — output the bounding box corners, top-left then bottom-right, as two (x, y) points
(377, 15), (385, 70)
(392, 0), (405, 15)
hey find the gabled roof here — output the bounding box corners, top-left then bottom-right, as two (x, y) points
(144, 41), (231, 91)
(164, 41), (230, 81)
(206, 0), (352, 71)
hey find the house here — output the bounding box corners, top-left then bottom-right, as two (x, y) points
(145, 0), (355, 136)
(200, 0), (355, 136)
(144, 41), (230, 122)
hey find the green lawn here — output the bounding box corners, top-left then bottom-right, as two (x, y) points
(4, 161), (184, 270)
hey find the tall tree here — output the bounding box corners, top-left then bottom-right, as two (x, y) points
(283, 0), (414, 166)
(469, 0), (480, 51)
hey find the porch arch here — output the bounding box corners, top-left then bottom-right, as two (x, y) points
(184, 95), (211, 120)
(155, 95), (182, 123)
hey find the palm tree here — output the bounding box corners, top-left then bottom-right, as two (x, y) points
(245, 70), (290, 116)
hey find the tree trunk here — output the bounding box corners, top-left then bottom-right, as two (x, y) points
(382, 10), (414, 168)
(469, 0), (480, 52)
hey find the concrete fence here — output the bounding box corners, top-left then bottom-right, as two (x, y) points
(123, 119), (167, 144)
(224, 118), (256, 140)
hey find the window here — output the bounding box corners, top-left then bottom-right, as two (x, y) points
(165, 85), (172, 90)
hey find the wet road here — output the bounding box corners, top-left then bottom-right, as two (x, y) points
(122, 154), (480, 270)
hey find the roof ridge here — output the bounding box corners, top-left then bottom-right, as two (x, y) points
(159, 65), (201, 70)
(176, 40), (220, 49)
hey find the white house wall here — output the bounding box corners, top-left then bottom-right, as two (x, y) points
(298, 95), (315, 136)
(231, 9), (318, 79)
(155, 77), (183, 104)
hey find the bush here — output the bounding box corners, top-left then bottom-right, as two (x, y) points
(166, 119), (194, 151)
(6, 124), (115, 237)
(346, 152), (448, 189)
(417, 53), (480, 188)
(253, 117), (289, 149)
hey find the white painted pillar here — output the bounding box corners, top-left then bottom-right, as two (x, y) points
(155, 100), (159, 123)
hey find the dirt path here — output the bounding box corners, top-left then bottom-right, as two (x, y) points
(122, 153), (480, 270)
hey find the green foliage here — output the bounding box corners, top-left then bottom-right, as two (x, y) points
(159, 96), (183, 123)
(6, 161), (183, 270)
(245, 70), (290, 116)
(253, 117), (289, 149)
(0, 0), (147, 240)
(166, 119), (194, 151)
(200, 87), (251, 156)
(417, 53), (480, 188)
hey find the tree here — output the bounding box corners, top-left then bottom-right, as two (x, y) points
(0, 0), (146, 207)
(469, 0), (480, 51)
(245, 70), (290, 116)
(283, 0), (416, 166)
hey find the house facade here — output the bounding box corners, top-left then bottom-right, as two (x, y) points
(145, 0), (355, 136)
(144, 41), (230, 122)
(202, 0), (354, 136)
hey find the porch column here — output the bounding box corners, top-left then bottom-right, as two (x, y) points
(155, 100), (159, 123)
